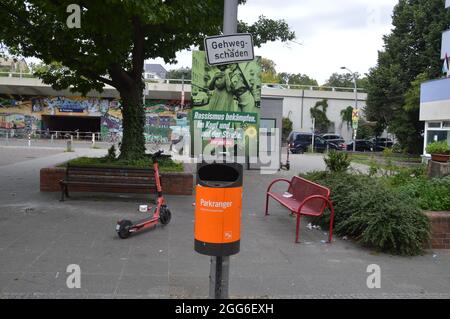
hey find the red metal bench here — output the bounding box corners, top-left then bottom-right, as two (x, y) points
(265, 176), (335, 243)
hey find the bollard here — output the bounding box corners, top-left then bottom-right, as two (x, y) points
(92, 133), (95, 147)
(51, 134), (54, 143)
(28, 134), (31, 147)
(66, 139), (72, 152)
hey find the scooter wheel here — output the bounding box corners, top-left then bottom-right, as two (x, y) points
(117, 220), (132, 239)
(159, 207), (172, 225)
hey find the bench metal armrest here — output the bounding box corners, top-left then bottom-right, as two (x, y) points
(266, 178), (291, 193)
(297, 195), (333, 215)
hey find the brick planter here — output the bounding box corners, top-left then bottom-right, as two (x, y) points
(424, 211), (450, 249)
(40, 165), (193, 195)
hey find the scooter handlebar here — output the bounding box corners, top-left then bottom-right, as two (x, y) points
(152, 150), (163, 157)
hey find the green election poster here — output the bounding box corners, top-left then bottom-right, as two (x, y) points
(190, 51), (261, 156)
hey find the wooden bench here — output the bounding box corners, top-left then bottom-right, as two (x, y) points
(59, 165), (156, 201)
(265, 176), (335, 243)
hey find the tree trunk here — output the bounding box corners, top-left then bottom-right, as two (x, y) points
(118, 81), (146, 160)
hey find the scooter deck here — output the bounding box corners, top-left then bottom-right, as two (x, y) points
(132, 216), (159, 227)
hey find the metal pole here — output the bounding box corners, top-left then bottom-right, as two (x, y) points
(208, 0), (239, 300)
(209, 256), (229, 299)
(143, 82), (146, 106)
(223, 0), (238, 34)
(181, 74), (185, 111)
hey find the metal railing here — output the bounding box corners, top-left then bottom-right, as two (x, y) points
(262, 83), (366, 93)
(0, 71), (36, 79)
(0, 71), (367, 93)
(0, 128), (105, 142)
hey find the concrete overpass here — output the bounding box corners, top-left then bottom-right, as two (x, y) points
(0, 74), (367, 141)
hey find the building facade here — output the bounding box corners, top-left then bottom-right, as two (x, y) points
(419, 1), (450, 156)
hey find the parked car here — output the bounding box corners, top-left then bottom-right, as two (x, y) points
(326, 138), (347, 151)
(287, 131), (343, 153)
(370, 137), (394, 149)
(346, 140), (375, 152)
(320, 133), (344, 141)
(263, 83), (285, 89)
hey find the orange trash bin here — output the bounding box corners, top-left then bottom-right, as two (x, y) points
(194, 162), (243, 256)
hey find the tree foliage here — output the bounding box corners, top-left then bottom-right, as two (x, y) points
(260, 57), (278, 83)
(282, 117), (293, 141)
(259, 57), (319, 85)
(166, 67), (192, 80)
(310, 99), (330, 133)
(324, 72), (368, 88)
(278, 72), (318, 86)
(0, 0), (295, 159)
(340, 106), (353, 129)
(366, 0), (450, 154)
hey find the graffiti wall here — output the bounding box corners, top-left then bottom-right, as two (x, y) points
(0, 95), (191, 142)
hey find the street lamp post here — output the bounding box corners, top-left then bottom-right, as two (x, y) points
(341, 66), (358, 152)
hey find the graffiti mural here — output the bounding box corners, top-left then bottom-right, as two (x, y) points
(0, 95), (191, 142)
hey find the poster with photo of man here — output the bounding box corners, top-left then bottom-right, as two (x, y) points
(191, 51), (261, 158)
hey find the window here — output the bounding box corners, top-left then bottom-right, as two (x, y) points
(428, 122), (441, 128)
(426, 131), (449, 145)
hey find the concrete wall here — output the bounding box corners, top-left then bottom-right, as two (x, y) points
(263, 89), (367, 142)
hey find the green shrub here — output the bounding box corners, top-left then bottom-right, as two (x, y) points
(368, 158), (379, 177)
(425, 141), (449, 154)
(323, 150), (351, 173)
(301, 172), (430, 255)
(397, 176), (450, 211)
(301, 172), (372, 227)
(382, 147), (393, 158)
(382, 165), (427, 187)
(336, 187), (429, 255)
(65, 156), (184, 172)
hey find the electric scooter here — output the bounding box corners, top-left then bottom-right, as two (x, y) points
(116, 150), (172, 239)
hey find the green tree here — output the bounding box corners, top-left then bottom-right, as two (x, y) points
(366, 0), (450, 154)
(356, 121), (375, 140)
(166, 67), (192, 80)
(0, 0), (295, 159)
(340, 106), (353, 129)
(324, 72), (368, 89)
(404, 72), (429, 111)
(261, 57), (279, 83)
(310, 99), (330, 133)
(282, 117), (293, 141)
(278, 72), (318, 86)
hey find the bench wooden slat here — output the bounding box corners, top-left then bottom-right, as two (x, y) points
(60, 165), (158, 201)
(62, 181), (151, 187)
(66, 175), (155, 183)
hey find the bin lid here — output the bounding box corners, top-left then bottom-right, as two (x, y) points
(197, 162), (243, 188)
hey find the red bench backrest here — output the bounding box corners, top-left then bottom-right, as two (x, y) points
(288, 176), (330, 213)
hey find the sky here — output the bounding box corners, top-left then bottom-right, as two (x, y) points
(148, 0), (399, 85)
